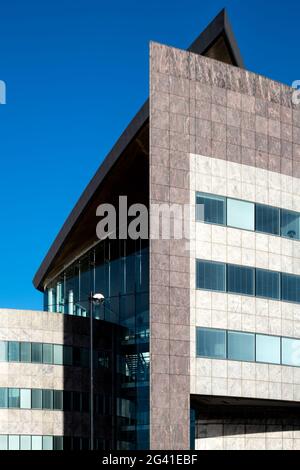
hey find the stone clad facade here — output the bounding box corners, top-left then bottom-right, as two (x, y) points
(149, 40), (300, 450)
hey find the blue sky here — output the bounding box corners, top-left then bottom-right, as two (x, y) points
(0, 0), (299, 310)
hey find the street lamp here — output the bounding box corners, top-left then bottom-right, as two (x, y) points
(89, 292), (104, 451)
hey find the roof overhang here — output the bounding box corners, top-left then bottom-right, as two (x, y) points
(33, 9), (244, 291)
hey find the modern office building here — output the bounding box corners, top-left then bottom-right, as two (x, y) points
(1, 9), (300, 450)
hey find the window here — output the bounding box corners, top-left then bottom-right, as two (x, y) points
(0, 388), (8, 408)
(227, 198), (255, 231)
(196, 193), (226, 225)
(227, 331), (255, 362)
(281, 209), (300, 240)
(0, 342), (7, 362)
(227, 264), (254, 296)
(20, 343), (31, 362)
(196, 260), (226, 292)
(255, 204), (280, 235)
(20, 389), (31, 409)
(81, 348), (89, 368)
(31, 389), (42, 409)
(8, 388), (20, 408)
(0, 436), (7, 450)
(43, 390), (53, 410)
(32, 343), (42, 363)
(43, 436), (53, 450)
(43, 344), (53, 364)
(8, 435), (19, 450)
(53, 436), (63, 451)
(281, 273), (300, 303)
(20, 436), (31, 450)
(8, 342), (20, 362)
(63, 391), (72, 411)
(73, 391), (81, 411)
(63, 346), (73, 366)
(32, 436), (42, 451)
(53, 345), (63, 365)
(256, 269), (280, 300)
(73, 347), (81, 367)
(256, 334), (281, 364)
(53, 390), (63, 410)
(282, 337), (300, 366)
(196, 328), (226, 359)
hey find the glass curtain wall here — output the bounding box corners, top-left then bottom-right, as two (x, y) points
(43, 238), (149, 450)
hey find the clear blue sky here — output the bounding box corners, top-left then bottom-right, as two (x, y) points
(0, 0), (299, 310)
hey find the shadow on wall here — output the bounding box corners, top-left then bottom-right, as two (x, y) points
(62, 315), (117, 450)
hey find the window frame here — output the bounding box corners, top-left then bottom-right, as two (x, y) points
(196, 259), (226, 293)
(195, 192), (227, 226)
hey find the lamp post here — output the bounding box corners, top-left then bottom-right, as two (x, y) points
(89, 292), (104, 451)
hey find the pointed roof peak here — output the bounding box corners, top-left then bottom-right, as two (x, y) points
(188, 8), (244, 68)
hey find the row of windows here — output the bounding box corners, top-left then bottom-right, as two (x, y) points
(0, 435), (110, 451)
(196, 260), (300, 303)
(0, 341), (109, 369)
(196, 192), (300, 239)
(0, 388), (112, 414)
(196, 327), (300, 366)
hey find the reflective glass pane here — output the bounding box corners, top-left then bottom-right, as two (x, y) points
(8, 342), (20, 362)
(227, 199), (255, 231)
(32, 436), (42, 450)
(256, 334), (281, 364)
(196, 260), (226, 292)
(0, 436), (7, 450)
(196, 328), (226, 359)
(31, 389), (42, 409)
(8, 435), (19, 450)
(227, 331), (255, 361)
(281, 273), (300, 303)
(43, 390), (53, 410)
(20, 343), (31, 362)
(227, 264), (254, 295)
(256, 269), (280, 300)
(63, 346), (73, 366)
(20, 389), (31, 409)
(20, 435), (31, 450)
(281, 209), (300, 240)
(255, 204), (280, 235)
(0, 342), (7, 362)
(53, 391), (63, 410)
(43, 344), (53, 364)
(53, 436), (63, 450)
(0, 389), (8, 408)
(53, 345), (63, 365)
(196, 193), (226, 225)
(8, 388), (20, 408)
(32, 343), (42, 363)
(282, 337), (300, 366)
(43, 436), (53, 450)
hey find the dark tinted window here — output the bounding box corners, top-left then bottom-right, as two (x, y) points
(281, 209), (300, 239)
(196, 260), (226, 292)
(196, 193), (226, 225)
(227, 264), (254, 295)
(256, 204), (280, 235)
(256, 269), (280, 300)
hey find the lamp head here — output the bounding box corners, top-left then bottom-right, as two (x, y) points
(91, 293), (105, 304)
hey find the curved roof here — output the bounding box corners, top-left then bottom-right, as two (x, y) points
(33, 8), (243, 291)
